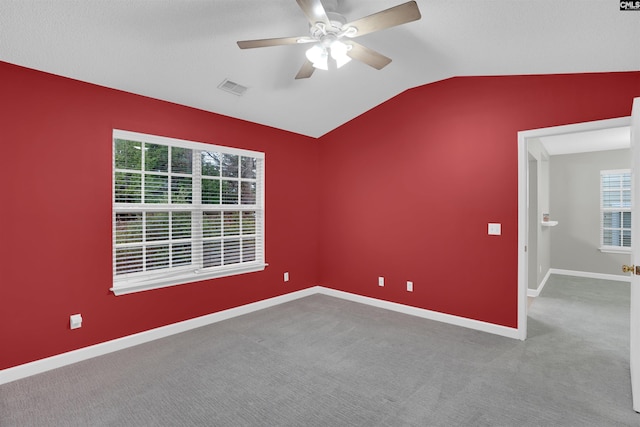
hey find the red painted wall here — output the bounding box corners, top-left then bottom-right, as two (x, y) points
(1, 61), (639, 371)
(0, 61), (321, 370)
(319, 73), (640, 328)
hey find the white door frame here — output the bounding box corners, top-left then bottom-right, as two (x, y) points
(629, 98), (640, 412)
(516, 116), (631, 340)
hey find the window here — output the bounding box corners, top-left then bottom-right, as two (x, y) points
(600, 169), (631, 253)
(112, 130), (265, 295)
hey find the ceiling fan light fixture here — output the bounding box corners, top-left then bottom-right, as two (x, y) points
(330, 40), (351, 68)
(237, 1), (422, 79)
(305, 44), (329, 70)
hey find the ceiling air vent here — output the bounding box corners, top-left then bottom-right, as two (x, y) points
(218, 79), (248, 96)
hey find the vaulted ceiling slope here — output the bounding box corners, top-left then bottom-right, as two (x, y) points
(1, 1), (638, 138)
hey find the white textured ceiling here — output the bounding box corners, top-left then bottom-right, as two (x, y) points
(540, 126), (631, 156)
(1, 0), (638, 138)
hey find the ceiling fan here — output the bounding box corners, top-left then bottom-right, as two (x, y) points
(237, 0), (422, 79)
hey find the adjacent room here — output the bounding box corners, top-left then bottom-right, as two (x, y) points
(526, 124), (632, 296)
(1, 0), (640, 425)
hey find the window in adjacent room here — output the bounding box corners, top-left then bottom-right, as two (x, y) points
(112, 129), (265, 295)
(600, 169), (631, 253)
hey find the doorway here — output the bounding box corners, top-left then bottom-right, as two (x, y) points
(517, 117), (631, 340)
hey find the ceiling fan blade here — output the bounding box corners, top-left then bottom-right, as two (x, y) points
(237, 36), (313, 49)
(346, 41), (392, 70)
(296, 0), (330, 26)
(295, 59), (316, 79)
(343, 1), (421, 38)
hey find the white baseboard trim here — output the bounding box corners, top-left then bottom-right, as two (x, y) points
(549, 268), (630, 283)
(1, 285), (520, 385)
(527, 269), (552, 297)
(0, 287), (317, 386)
(317, 287), (520, 340)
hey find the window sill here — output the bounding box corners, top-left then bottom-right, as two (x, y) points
(599, 247), (631, 255)
(111, 263), (268, 296)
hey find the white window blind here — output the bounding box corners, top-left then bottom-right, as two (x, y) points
(112, 130), (265, 295)
(600, 169), (631, 252)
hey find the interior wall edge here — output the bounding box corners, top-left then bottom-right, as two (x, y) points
(527, 269), (552, 297)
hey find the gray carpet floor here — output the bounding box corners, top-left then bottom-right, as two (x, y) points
(1, 275), (639, 426)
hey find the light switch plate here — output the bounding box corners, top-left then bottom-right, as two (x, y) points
(488, 223), (501, 235)
(70, 314), (82, 329)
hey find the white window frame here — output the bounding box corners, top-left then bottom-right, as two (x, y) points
(599, 169), (631, 254)
(112, 129), (266, 295)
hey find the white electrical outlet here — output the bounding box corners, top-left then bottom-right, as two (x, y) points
(407, 281), (413, 292)
(284, 272), (289, 282)
(378, 276), (384, 287)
